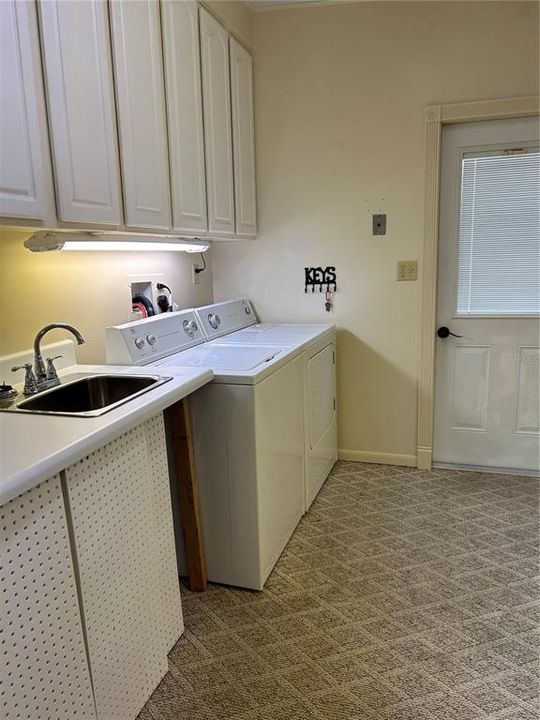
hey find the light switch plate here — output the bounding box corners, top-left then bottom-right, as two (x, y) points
(397, 260), (418, 281)
(373, 214), (386, 235)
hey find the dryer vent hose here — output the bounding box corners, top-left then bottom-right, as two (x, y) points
(132, 293), (156, 317)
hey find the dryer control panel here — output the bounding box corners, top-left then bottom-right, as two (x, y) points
(193, 298), (256, 340)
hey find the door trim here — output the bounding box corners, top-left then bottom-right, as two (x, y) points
(417, 95), (540, 469)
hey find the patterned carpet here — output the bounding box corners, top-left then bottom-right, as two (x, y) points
(139, 461), (539, 720)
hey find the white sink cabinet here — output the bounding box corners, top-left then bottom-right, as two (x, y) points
(0, 474), (96, 719)
(0, 413), (183, 720)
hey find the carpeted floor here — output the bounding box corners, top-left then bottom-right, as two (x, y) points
(139, 461), (539, 720)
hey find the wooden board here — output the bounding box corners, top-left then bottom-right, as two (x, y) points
(164, 398), (208, 591)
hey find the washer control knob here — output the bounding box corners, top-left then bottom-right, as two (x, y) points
(208, 313), (221, 330)
(245, 306), (251, 315)
(146, 334), (157, 346)
(134, 336), (145, 349)
(183, 319), (198, 337)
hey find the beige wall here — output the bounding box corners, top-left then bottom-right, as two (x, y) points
(203, 0), (253, 47)
(212, 1), (540, 463)
(0, 229), (213, 364)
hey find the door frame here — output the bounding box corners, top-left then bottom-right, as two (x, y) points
(416, 95), (540, 469)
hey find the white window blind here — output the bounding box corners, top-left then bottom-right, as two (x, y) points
(457, 149), (540, 315)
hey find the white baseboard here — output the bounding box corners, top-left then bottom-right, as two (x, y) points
(416, 446), (432, 470)
(338, 449), (417, 467)
(433, 462), (539, 478)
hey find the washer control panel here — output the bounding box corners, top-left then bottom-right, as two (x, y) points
(183, 319), (198, 337)
(106, 310), (205, 365)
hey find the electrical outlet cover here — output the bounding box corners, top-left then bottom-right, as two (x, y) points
(397, 260), (418, 281)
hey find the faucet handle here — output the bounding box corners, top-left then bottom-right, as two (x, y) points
(46, 355), (63, 381)
(11, 363), (38, 396)
(11, 363), (32, 373)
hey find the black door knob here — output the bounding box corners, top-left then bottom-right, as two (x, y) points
(437, 326), (463, 339)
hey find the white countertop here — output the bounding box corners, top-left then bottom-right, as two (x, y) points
(0, 363), (213, 506)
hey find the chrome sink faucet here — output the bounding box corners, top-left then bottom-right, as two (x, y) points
(13, 323), (86, 394)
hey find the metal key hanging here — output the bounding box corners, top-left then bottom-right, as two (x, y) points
(325, 289), (333, 312)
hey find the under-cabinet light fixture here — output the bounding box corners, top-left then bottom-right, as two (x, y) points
(24, 231), (211, 254)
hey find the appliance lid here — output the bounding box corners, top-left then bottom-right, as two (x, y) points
(155, 343), (283, 371)
(216, 323), (333, 345)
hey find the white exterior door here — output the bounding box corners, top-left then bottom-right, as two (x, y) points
(39, 0), (123, 225)
(434, 117), (539, 473)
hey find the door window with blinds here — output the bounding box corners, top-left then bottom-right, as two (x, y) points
(455, 146), (540, 315)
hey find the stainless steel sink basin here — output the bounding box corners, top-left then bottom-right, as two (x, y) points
(7, 374), (172, 417)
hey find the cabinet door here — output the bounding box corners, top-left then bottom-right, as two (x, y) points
(230, 37), (257, 238)
(305, 341), (337, 508)
(199, 7), (235, 237)
(39, 0), (122, 225)
(64, 415), (182, 719)
(162, 0), (208, 234)
(0, 0), (54, 219)
(0, 475), (96, 719)
(110, 0), (171, 229)
(144, 413), (185, 650)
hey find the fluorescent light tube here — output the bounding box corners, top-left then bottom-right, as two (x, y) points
(24, 232), (210, 253)
(61, 240), (209, 252)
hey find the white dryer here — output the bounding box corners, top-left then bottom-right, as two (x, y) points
(106, 309), (305, 590)
(193, 299), (337, 509)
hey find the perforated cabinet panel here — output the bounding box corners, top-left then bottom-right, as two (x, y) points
(144, 413), (184, 649)
(65, 415), (182, 720)
(0, 475), (96, 720)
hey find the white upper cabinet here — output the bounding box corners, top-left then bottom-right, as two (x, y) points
(162, 1), (207, 234)
(199, 7), (235, 237)
(0, 0), (54, 220)
(110, 0), (171, 230)
(39, 0), (122, 225)
(230, 37), (257, 238)
(0, 0), (257, 238)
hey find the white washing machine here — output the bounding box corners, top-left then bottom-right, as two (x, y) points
(193, 299), (337, 510)
(105, 309), (305, 590)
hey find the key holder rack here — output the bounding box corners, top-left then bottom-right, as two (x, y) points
(304, 266), (337, 293)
